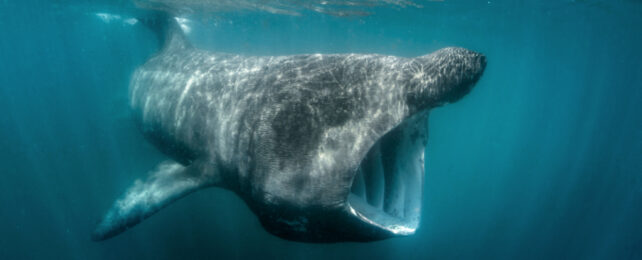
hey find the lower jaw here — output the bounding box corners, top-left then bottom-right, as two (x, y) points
(258, 192), (424, 243)
(256, 205), (397, 242)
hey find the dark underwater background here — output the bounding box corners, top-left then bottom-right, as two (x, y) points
(1, 0), (641, 259)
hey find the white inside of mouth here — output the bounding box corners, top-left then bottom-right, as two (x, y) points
(347, 113), (428, 235)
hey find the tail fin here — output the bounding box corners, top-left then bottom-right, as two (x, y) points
(138, 11), (191, 52)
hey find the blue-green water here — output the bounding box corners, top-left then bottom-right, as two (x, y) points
(0, 1), (641, 259)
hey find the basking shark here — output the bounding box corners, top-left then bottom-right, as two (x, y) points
(92, 14), (486, 242)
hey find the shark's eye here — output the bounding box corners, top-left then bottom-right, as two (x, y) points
(348, 112), (428, 235)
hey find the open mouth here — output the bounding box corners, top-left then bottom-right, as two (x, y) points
(347, 112), (429, 235)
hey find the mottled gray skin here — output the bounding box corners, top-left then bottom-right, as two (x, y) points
(92, 16), (486, 242)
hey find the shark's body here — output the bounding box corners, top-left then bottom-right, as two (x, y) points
(92, 15), (486, 242)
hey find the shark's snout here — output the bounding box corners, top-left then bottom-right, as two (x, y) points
(478, 53), (487, 70)
(406, 47), (487, 111)
(461, 49), (487, 89)
(453, 49), (486, 101)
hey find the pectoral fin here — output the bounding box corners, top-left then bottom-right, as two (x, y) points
(92, 160), (217, 241)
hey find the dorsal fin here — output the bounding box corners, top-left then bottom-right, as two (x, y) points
(138, 11), (191, 52)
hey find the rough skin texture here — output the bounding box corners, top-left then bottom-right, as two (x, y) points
(93, 17), (486, 242)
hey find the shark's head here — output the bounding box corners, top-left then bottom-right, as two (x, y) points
(241, 47), (486, 242)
